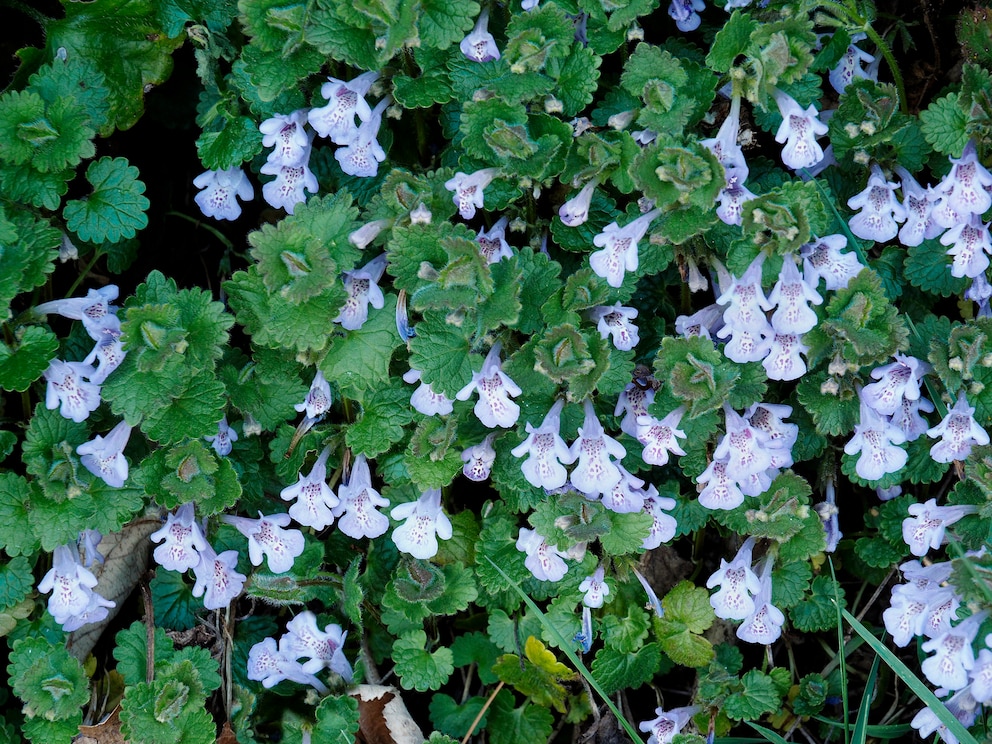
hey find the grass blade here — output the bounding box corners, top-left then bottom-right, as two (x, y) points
(841, 607), (979, 744)
(745, 721), (789, 744)
(851, 651), (881, 744)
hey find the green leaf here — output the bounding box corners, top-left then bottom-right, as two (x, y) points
(598, 510), (653, 555)
(724, 670), (781, 720)
(451, 631), (501, 685)
(46, 0), (182, 133)
(904, 238), (965, 297)
(0, 556), (33, 614)
(392, 630), (455, 691)
(554, 43), (601, 117)
(663, 580), (715, 634)
(142, 375), (228, 444)
(28, 55), (111, 134)
(0, 211), (60, 319)
(0, 160), (71, 211)
(707, 11), (758, 72)
(429, 694), (489, 739)
(796, 372), (860, 437)
(314, 695), (360, 741)
(771, 559), (811, 610)
(150, 569), (199, 631)
(504, 4), (575, 74)
(600, 605), (650, 653)
(0, 473), (41, 557)
(590, 642), (662, 696)
(0, 326), (59, 393)
(652, 335), (741, 419)
(63, 157), (149, 243)
(493, 635), (577, 712)
(920, 92), (969, 157)
(345, 385), (414, 457)
(0, 90), (48, 164)
(9, 636), (90, 721)
(196, 115), (262, 170)
(790, 575), (846, 632)
(418, 0), (478, 48)
(408, 312), (475, 399)
(320, 294), (403, 395)
(487, 689), (554, 744)
(392, 47), (456, 108)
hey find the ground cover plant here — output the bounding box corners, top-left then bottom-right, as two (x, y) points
(2, 0), (992, 742)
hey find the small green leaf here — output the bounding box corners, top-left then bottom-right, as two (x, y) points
(487, 689), (554, 744)
(724, 670), (781, 720)
(0, 326), (59, 392)
(63, 157), (149, 243)
(590, 643), (662, 696)
(920, 92), (969, 157)
(392, 630), (455, 691)
(493, 636), (577, 712)
(314, 695), (361, 741)
(320, 294), (403, 395)
(9, 636), (90, 721)
(790, 575), (846, 632)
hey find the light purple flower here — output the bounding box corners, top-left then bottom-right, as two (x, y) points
(772, 89), (828, 170)
(814, 478), (842, 553)
(445, 168), (500, 220)
(801, 234), (864, 291)
(44, 359), (101, 422)
(260, 157), (318, 215)
(674, 304), (723, 341)
(636, 408), (687, 467)
(944, 213), (992, 279)
(82, 331), (126, 384)
(349, 218), (391, 250)
(714, 406), (772, 482)
(937, 140), (992, 217)
(639, 705), (699, 744)
(590, 303), (639, 351)
(927, 392), (990, 463)
(260, 109), (310, 167)
(922, 611), (989, 691)
(462, 434), (497, 482)
(579, 565), (610, 608)
(335, 97), (389, 178)
(222, 512), (305, 574)
(768, 259), (821, 335)
(516, 527), (568, 582)
(696, 458), (745, 510)
(706, 537), (759, 620)
(642, 487), (678, 549)
(902, 498), (979, 557)
(893, 395), (936, 442)
(282, 611), (353, 680)
(589, 208), (662, 288)
(558, 179), (598, 227)
(476, 216), (513, 264)
(736, 556), (785, 645)
(76, 420), (132, 487)
(844, 400), (907, 481)
(193, 168), (254, 221)
(829, 38), (875, 93)
(716, 254), (774, 362)
(308, 71), (378, 145)
(62, 589), (116, 632)
(35, 285), (119, 340)
(970, 645), (992, 703)
(701, 94), (747, 181)
(334, 253), (387, 330)
(745, 402), (798, 462)
(600, 464), (647, 513)
(38, 544), (113, 628)
(390, 488), (452, 560)
(668, 0), (705, 31)
(511, 399), (574, 490)
(247, 637), (328, 693)
(862, 354), (927, 416)
(460, 8), (500, 62)
(847, 164), (907, 243)
(569, 399), (625, 499)
(333, 454), (390, 539)
(716, 175), (757, 226)
(615, 383), (655, 438)
(403, 368), (454, 416)
(150, 503), (209, 572)
(205, 416), (238, 457)
(295, 369), (332, 420)
(79, 529), (104, 566)
(455, 342), (521, 428)
(280, 447), (339, 531)
(896, 166), (942, 247)
(763, 332), (809, 381)
(191, 543), (246, 610)
(911, 686), (980, 744)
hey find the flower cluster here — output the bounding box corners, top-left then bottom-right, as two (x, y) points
(706, 538), (784, 644)
(247, 612), (352, 693)
(38, 540), (115, 631)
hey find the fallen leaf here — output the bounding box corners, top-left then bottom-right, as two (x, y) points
(352, 684), (425, 744)
(77, 705), (125, 744)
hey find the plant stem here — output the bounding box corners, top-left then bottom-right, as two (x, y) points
(65, 250), (104, 298)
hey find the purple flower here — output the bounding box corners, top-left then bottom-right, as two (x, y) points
(308, 71), (378, 145)
(736, 556), (785, 645)
(205, 416), (238, 457)
(511, 399), (574, 490)
(768, 259), (821, 335)
(333, 454), (389, 539)
(829, 38), (875, 93)
(941, 214), (992, 279)
(82, 331), (126, 384)
(476, 216), (514, 264)
(716, 175), (757, 226)
(460, 8), (500, 62)
(927, 392), (990, 463)
(862, 354), (928, 416)
(716, 254), (774, 363)
(801, 234), (864, 291)
(701, 94), (747, 181)
(895, 166), (942, 247)
(569, 399), (625, 499)
(334, 253), (387, 330)
(911, 686), (980, 744)
(639, 705), (699, 744)
(282, 611), (353, 680)
(445, 168), (500, 220)
(335, 97), (389, 178)
(558, 179), (598, 227)
(260, 158), (318, 215)
(247, 637), (328, 693)
(193, 168), (254, 221)
(150, 503), (208, 572)
(636, 408), (687, 467)
(76, 420), (132, 487)
(706, 537), (759, 620)
(280, 447), (339, 530)
(44, 359), (101, 422)
(642, 488), (678, 549)
(579, 565), (610, 608)
(295, 370), (332, 420)
(936, 140), (992, 217)
(713, 405), (772, 482)
(349, 218), (391, 250)
(772, 89), (828, 170)
(970, 645), (992, 703)
(516, 527), (568, 582)
(590, 303), (640, 351)
(844, 400), (907, 481)
(222, 512), (305, 574)
(762, 332), (809, 381)
(601, 464), (647, 513)
(390, 488), (452, 560)
(462, 433), (497, 482)
(902, 498), (979, 557)
(38, 544), (114, 629)
(589, 208), (662, 288)
(847, 164), (908, 243)
(35, 285), (119, 340)
(696, 458), (745, 510)
(921, 611), (989, 691)
(668, 0), (705, 31)
(260, 110), (310, 167)
(191, 543), (246, 610)
(455, 342), (521, 428)
(403, 368), (454, 416)
(615, 383), (655, 438)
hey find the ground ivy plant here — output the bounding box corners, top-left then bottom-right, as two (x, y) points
(3, 0), (992, 742)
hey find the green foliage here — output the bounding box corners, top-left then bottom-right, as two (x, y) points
(63, 157), (149, 243)
(8, 636), (90, 723)
(493, 636), (577, 712)
(392, 630), (455, 691)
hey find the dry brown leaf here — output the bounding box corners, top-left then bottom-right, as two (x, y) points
(77, 705), (125, 744)
(352, 685), (425, 744)
(217, 721), (238, 744)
